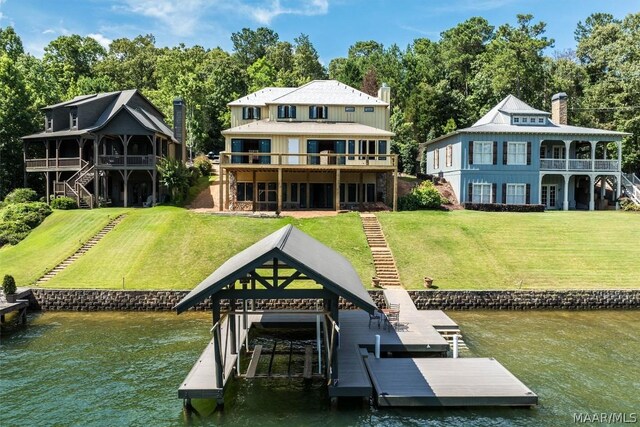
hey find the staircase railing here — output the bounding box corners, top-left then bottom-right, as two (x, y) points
(622, 173), (640, 205)
(66, 160), (89, 186)
(76, 182), (94, 209)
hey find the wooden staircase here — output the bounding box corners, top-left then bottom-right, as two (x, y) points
(35, 215), (125, 285)
(360, 213), (402, 287)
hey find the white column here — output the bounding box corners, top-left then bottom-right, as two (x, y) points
(539, 173), (544, 205)
(563, 174), (570, 211)
(564, 140), (571, 171)
(617, 141), (622, 171)
(588, 175), (595, 211)
(590, 141), (597, 172)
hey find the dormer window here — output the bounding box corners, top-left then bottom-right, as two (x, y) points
(512, 117), (520, 124)
(309, 105), (328, 120)
(242, 106), (260, 120)
(45, 114), (53, 131)
(522, 117), (528, 123)
(277, 105), (296, 119)
(70, 109), (78, 129)
(538, 117), (545, 124)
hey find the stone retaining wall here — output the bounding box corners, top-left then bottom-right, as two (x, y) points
(28, 289), (639, 311)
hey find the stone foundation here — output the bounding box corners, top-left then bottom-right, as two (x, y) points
(27, 289), (639, 312)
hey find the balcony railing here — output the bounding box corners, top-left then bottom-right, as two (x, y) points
(97, 155), (158, 167)
(220, 152), (397, 168)
(25, 157), (83, 170)
(540, 158), (619, 172)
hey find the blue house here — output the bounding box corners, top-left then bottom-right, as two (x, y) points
(423, 93), (629, 210)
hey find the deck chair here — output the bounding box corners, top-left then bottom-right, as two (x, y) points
(383, 304), (400, 331)
(368, 309), (381, 329)
(142, 195), (154, 207)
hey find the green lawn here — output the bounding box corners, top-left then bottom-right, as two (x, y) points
(2, 207), (373, 290)
(377, 210), (640, 289)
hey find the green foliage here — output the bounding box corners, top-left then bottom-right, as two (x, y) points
(2, 274), (17, 294)
(0, 220), (31, 246)
(50, 196), (78, 210)
(193, 155), (212, 176)
(157, 158), (191, 204)
(4, 188), (38, 204)
(398, 181), (446, 210)
(1, 202), (52, 228)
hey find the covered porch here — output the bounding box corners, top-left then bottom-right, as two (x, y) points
(539, 172), (621, 211)
(539, 139), (622, 173)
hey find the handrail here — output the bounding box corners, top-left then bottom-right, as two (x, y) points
(76, 182), (94, 209)
(540, 158), (619, 171)
(220, 151), (397, 166)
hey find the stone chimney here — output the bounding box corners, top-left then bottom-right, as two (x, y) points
(551, 92), (568, 125)
(377, 83), (391, 105)
(173, 97), (187, 161)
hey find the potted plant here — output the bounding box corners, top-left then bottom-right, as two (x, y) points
(372, 276), (382, 288)
(424, 276), (434, 289)
(3, 274), (17, 303)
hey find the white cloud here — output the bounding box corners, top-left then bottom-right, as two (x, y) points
(42, 29), (56, 34)
(116, 0), (212, 36)
(242, 0), (329, 25)
(88, 33), (113, 49)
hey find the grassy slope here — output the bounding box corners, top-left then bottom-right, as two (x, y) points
(41, 208), (374, 290)
(377, 210), (640, 289)
(0, 208), (128, 285)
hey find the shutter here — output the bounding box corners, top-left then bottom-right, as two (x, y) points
(336, 140), (346, 165)
(277, 105), (283, 118)
(526, 142), (532, 165)
(254, 107), (260, 120)
(502, 183), (507, 204)
(291, 106), (296, 118)
(468, 182), (473, 202)
(503, 141), (508, 165)
(526, 183), (531, 204)
(491, 183), (497, 203)
(468, 142), (474, 165)
(259, 139), (271, 164)
(242, 107), (247, 120)
(309, 106), (315, 119)
(493, 141), (498, 164)
(323, 106), (328, 119)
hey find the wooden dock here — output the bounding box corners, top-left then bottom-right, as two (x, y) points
(365, 357), (538, 407)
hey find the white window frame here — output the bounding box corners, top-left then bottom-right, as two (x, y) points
(538, 117), (545, 124)
(507, 141), (527, 165)
(552, 146), (565, 159)
(472, 183), (492, 203)
(446, 145), (452, 167)
(506, 183), (526, 205)
(513, 117), (520, 124)
(433, 148), (440, 169)
(473, 141), (493, 165)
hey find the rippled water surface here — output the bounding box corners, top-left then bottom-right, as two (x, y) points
(1, 310), (638, 426)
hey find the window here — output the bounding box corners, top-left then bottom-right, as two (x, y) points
(507, 141), (527, 165)
(522, 117), (528, 123)
(538, 117), (545, 124)
(277, 105), (296, 119)
(46, 115), (53, 131)
(513, 117), (520, 124)
(359, 140), (376, 160)
(378, 140), (387, 160)
(506, 183), (526, 205)
(309, 105), (328, 119)
(433, 148), (440, 169)
(347, 140), (355, 160)
(446, 145), (452, 167)
(242, 106), (260, 120)
(345, 106), (355, 112)
(473, 141), (493, 165)
(347, 184), (357, 203)
(364, 107), (374, 112)
(290, 183), (298, 202)
(552, 146), (565, 159)
(237, 183), (254, 202)
(472, 183), (492, 204)
(70, 109), (78, 129)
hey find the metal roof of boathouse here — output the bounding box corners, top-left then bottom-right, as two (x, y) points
(174, 225), (376, 314)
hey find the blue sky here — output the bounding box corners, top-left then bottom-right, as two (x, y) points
(1, 0), (639, 64)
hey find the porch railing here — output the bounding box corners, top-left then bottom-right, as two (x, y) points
(220, 152), (397, 167)
(97, 155), (158, 167)
(540, 158), (619, 172)
(25, 157), (83, 169)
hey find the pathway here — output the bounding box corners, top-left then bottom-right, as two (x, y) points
(360, 213), (401, 287)
(35, 215), (126, 285)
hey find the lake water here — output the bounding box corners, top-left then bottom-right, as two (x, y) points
(1, 310), (638, 426)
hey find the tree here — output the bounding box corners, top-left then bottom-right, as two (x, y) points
(231, 27), (279, 68)
(361, 68), (379, 96)
(94, 35), (158, 92)
(292, 34), (326, 85)
(390, 106), (419, 174)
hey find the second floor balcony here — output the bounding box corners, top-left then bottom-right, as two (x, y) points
(540, 158), (620, 172)
(96, 155), (160, 169)
(220, 151), (397, 170)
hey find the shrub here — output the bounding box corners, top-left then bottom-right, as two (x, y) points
(4, 188), (38, 204)
(194, 154), (212, 176)
(50, 196), (78, 210)
(1, 202), (52, 228)
(187, 165), (202, 186)
(620, 198), (640, 212)
(398, 181), (447, 211)
(463, 203), (545, 212)
(2, 274), (17, 295)
(158, 158), (191, 204)
(0, 220), (31, 246)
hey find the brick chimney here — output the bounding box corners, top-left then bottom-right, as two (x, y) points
(173, 97), (187, 161)
(551, 92), (568, 125)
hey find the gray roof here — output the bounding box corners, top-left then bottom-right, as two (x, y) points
(474, 95), (549, 126)
(228, 87), (295, 107)
(174, 225), (377, 314)
(222, 120), (394, 137)
(22, 129), (90, 140)
(272, 80), (388, 106)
